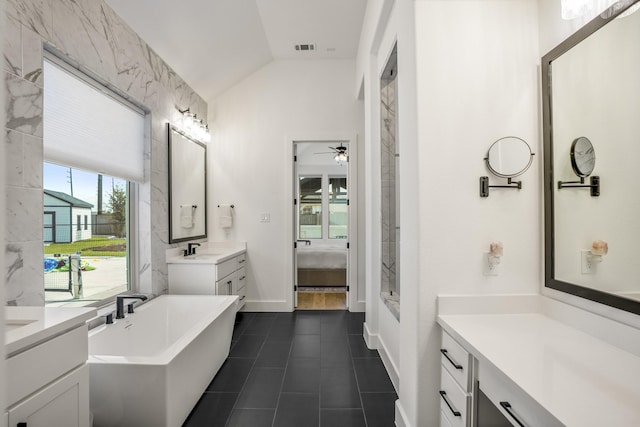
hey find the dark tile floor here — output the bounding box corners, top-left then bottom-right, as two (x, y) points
(183, 311), (397, 427)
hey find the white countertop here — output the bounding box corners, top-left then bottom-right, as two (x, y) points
(438, 313), (640, 427)
(5, 306), (97, 356)
(165, 241), (246, 264)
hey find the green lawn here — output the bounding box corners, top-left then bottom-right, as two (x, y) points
(44, 237), (126, 257)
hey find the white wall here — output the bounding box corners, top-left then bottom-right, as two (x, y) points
(414, 2), (541, 424)
(358, 1), (541, 425)
(208, 59), (365, 311)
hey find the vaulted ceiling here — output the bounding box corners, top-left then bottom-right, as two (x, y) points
(105, 0), (367, 101)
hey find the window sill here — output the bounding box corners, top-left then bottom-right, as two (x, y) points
(380, 291), (400, 320)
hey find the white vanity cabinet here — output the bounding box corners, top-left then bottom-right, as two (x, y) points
(168, 251), (247, 309)
(437, 311), (640, 427)
(439, 331), (474, 427)
(5, 307), (96, 427)
(7, 364), (89, 427)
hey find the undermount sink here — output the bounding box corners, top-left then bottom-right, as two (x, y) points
(183, 253), (220, 260)
(6, 319), (38, 333)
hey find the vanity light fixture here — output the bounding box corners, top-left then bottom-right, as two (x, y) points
(561, 0), (639, 20)
(178, 107), (211, 143)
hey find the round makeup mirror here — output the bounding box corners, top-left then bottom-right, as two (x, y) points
(485, 136), (534, 178)
(570, 137), (595, 177)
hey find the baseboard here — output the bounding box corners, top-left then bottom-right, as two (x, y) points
(241, 300), (292, 312)
(395, 399), (409, 427)
(363, 322), (379, 348)
(377, 331), (399, 393)
(350, 299), (366, 312)
(363, 322), (399, 393)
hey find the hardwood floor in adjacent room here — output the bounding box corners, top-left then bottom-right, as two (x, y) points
(296, 292), (346, 310)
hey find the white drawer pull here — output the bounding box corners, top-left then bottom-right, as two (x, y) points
(440, 349), (463, 370)
(439, 390), (461, 417)
(500, 402), (526, 427)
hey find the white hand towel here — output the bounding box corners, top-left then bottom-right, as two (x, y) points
(180, 204), (195, 228)
(219, 205), (233, 229)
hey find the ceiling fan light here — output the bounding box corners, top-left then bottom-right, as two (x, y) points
(334, 151), (348, 163)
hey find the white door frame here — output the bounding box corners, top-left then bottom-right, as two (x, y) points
(285, 134), (359, 311)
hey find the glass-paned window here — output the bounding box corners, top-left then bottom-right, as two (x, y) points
(44, 163), (129, 304)
(43, 53), (143, 307)
(299, 176), (322, 239)
(329, 176), (348, 239)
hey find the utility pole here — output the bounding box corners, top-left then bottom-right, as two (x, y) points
(67, 167), (74, 196)
(97, 174), (103, 214)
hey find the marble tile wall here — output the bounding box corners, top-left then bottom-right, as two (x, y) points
(3, 0), (207, 305)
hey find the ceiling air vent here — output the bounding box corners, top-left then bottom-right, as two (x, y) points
(294, 44), (316, 52)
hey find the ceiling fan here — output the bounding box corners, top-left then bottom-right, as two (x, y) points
(314, 144), (348, 162)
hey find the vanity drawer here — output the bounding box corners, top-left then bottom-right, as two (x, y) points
(441, 331), (472, 391)
(440, 408), (455, 427)
(216, 257), (237, 279)
(7, 325), (88, 407)
(478, 363), (563, 427)
(236, 253), (246, 268)
(235, 267), (247, 292)
(440, 368), (470, 427)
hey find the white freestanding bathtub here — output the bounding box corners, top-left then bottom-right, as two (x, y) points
(88, 295), (238, 427)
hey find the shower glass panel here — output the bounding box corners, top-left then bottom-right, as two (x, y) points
(329, 177), (348, 239)
(299, 176), (322, 239)
(380, 44), (400, 319)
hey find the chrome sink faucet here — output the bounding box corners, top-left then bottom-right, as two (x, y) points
(115, 295), (148, 319)
(184, 242), (201, 256)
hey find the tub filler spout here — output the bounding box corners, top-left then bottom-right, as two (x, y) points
(115, 294), (148, 319)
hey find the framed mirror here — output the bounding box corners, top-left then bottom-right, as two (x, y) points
(543, 0), (640, 315)
(168, 124), (207, 243)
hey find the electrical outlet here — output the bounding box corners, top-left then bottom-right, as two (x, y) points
(581, 250), (595, 274)
(483, 253), (499, 276)
(260, 213), (270, 223)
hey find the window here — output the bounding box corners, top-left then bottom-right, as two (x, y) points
(299, 176), (323, 239)
(328, 177), (348, 239)
(44, 163), (130, 304)
(42, 52), (144, 306)
(298, 174), (348, 241)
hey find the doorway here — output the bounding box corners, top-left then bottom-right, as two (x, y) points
(293, 141), (352, 310)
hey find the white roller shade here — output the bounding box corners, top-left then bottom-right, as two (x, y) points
(43, 57), (145, 182)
